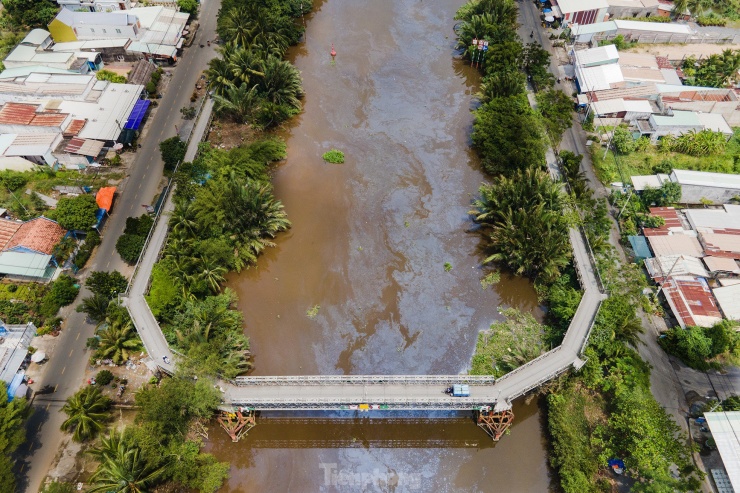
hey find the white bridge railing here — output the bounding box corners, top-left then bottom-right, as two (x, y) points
(233, 375), (496, 386)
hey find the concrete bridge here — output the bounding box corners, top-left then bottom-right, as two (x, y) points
(124, 98), (607, 441)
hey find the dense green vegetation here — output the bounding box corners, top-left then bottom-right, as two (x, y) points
(147, 139), (289, 378)
(40, 275), (79, 318)
(322, 149), (345, 164)
(115, 214), (153, 265)
(0, 382), (30, 492)
(159, 136), (187, 172)
(458, 0), (702, 490)
(95, 70), (127, 84)
(681, 50), (740, 87)
(50, 195), (99, 232)
(0, 0), (58, 29)
(208, 0), (308, 127)
(61, 386), (111, 442)
(592, 128), (740, 184)
(659, 320), (740, 370)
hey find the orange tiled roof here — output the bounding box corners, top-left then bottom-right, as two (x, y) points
(0, 219), (22, 251)
(4, 217), (66, 255)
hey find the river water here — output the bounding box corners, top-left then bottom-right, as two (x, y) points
(209, 0), (553, 490)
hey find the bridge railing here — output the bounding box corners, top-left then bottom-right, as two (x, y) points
(233, 375), (496, 386)
(226, 397), (497, 410)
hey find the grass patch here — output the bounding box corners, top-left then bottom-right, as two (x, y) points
(306, 304), (320, 319)
(322, 149), (345, 164)
(590, 128), (740, 185)
(470, 308), (547, 377)
(480, 271), (500, 289)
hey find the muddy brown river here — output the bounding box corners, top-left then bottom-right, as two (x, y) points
(208, 0), (554, 490)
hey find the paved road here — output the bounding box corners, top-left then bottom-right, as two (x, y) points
(16, 1), (221, 491)
(125, 98), (214, 375)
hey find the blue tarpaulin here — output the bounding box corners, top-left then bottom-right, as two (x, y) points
(123, 99), (151, 130)
(7, 373), (23, 401)
(628, 235), (652, 260)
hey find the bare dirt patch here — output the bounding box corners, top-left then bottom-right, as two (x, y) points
(207, 120), (259, 149)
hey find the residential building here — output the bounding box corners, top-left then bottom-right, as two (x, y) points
(571, 19), (693, 43)
(703, 256), (740, 276)
(606, 0), (660, 18)
(647, 233), (704, 258)
(638, 110), (732, 143)
(661, 276), (722, 328)
(553, 0), (609, 26)
(0, 133), (62, 166)
(657, 87), (739, 127)
(686, 204), (740, 233)
(645, 254), (708, 281)
(673, 171), (740, 206)
(57, 81), (145, 143)
(48, 10), (140, 43)
(712, 284), (740, 321)
(57, 0), (132, 12)
(48, 6), (188, 60)
(0, 322), (37, 384)
(703, 412), (740, 493)
(0, 217), (66, 281)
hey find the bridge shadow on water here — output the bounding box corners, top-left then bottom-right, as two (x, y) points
(235, 404), (539, 449)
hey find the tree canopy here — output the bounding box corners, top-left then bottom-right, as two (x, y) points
(53, 194), (99, 231)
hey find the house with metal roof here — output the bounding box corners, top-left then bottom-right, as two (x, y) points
(555, 0), (609, 26)
(662, 276), (722, 328)
(0, 217), (66, 281)
(57, 81), (145, 143)
(704, 412), (740, 493)
(647, 233), (704, 258)
(57, 0), (133, 12)
(0, 322), (37, 385)
(712, 284), (740, 321)
(703, 256), (740, 276)
(645, 254), (709, 282)
(675, 172), (740, 206)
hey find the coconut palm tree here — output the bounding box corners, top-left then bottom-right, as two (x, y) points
(88, 429), (125, 463)
(60, 387), (111, 442)
(205, 56), (235, 97)
(78, 293), (110, 324)
(228, 47), (266, 85)
(258, 56), (303, 111)
(213, 83), (260, 123)
(96, 317), (142, 364)
(194, 256), (227, 294)
(470, 168), (563, 225)
(219, 8), (252, 48)
(88, 445), (164, 493)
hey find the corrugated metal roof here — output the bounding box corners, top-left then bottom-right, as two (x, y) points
(574, 45), (619, 67)
(652, 110), (702, 127)
(686, 205), (740, 233)
(645, 255), (708, 280)
(648, 233), (704, 257)
(629, 235), (652, 258)
(662, 276), (722, 328)
(571, 21), (617, 35)
(673, 170), (740, 190)
(0, 102), (38, 124)
(64, 119), (86, 137)
(701, 233), (740, 259)
(64, 137), (104, 157)
(22, 29), (51, 46)
(613, 19), (693, 34)
(0, 251), (54, 279)
(557, 0), (609, 14)
(703, 256), (740, 273)
(697, 113), (733, 135)
(704, 412), (740, 493)
(576, 63), (624, 91)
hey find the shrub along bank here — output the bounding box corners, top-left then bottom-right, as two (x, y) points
(458, 0), (701, 490)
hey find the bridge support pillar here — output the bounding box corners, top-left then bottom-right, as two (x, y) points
(476, 408), (514, 441)
(217, 409), (256, 442)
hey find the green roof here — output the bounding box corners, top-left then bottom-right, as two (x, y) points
(0, 252), (55, 279)
(652, 110), (701, 127)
